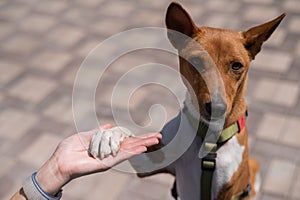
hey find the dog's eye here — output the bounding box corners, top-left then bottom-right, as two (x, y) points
(231, 62), (243, 72)
(189, 57), (205, 72)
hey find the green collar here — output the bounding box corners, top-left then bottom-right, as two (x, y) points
(182, 102), (247, 144)
(181, 102), (249, 200)
(171, 102), (250, 200)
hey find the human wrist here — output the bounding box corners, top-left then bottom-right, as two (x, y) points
(35, 155), (68, 195)
(22, 172), (62, 200)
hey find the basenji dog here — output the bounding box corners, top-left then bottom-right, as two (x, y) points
(134, 2), (285, 200)
(90, 2), (285, 200)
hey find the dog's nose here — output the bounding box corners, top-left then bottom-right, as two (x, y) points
(205, 98), (227, 118)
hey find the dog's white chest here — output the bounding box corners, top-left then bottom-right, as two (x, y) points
(175, 135), (245, 200)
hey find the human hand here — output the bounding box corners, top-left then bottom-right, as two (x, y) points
(89, 126), (134, 159)
(35, 124), (162, 195)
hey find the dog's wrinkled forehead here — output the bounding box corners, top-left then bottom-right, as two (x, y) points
(180, 42), (205, 59)
(179, 39), (216, 69)
(181, 28), (250, 69)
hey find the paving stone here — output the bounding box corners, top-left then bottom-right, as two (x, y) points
(185, 4), (204, 22)
(117, 174), (173, 200)
(263, 159), (296, 196)
(205, 14), (240, 29)
(1, 180), (21, 200)
(64, 170), (130, 199)
(283, 0), (300, 13)
(0, 1), (7, 6)
(75, 0), (105, 7)
(288, 16), (300, 34)
(19, 133), (62, 167)
(257, 113), (300, 147)
(252, 139), (298, 162)
(33, 1), (68, 14)
(260, 194), (284, 200)
(282, 116), (300, 147)
(256, 112), (285, 141)
(242, 0), (274, 4)
(63, 175), (100, 199)
(205, 0), (240, 13)
(76, 39), (102, 57)
(0, 60), (23, 85)
(132, 10), (164, 27)
(0, 108), (38, 140)
(31, 50), (72, 73)
(265, 29), (287, 47)
(251, 50), (292, 73)
(9, 75), (57, 103)
(0, 3), (29, 21)
(1, 34), (40, 55)
(253, 78), (299, 107)
(295, 40), (300, 56)
(0, 156), (14, 177)
(243, 6), (279, 22)
(136, 0), (169, 9)
(62, 7), (96, 25)
(1, 160), (36, 196)
(0, 22), (14, 39)
(47, 25), (85, 48)
(14, 0), (38, 3)
(141, 174), (175, 187)
(0, 177), (15, 198)
(99, 1), (135, 18)
(291, 167), (300, 199)
(20, 14), (56, 34)
(62, 66), (79, 85)
(85, 170), (131, 200)
(91, 18), (127, 36)
(43, 95), (73, 124)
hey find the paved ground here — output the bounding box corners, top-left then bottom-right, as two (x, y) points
(0, 0), (300, 199)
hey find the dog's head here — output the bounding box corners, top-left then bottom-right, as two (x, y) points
(166, 2), (285, 128)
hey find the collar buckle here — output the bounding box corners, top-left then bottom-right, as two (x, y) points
(201, 152), (217, 171)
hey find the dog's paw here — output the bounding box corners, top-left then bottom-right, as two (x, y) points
(89, 126), (134, 160)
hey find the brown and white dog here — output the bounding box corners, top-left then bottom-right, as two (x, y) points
(134, 2), (285, 200)
(90, 2), (285, 200)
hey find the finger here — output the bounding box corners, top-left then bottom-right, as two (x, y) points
(117, 138), (158, 162)
(115, 146), (148, 162)
(137, 137), (160, 147)
(121, 145), (148, 155)
(100, 124), (112, 129)
(121, 136), (160, 150)
(136, 132), (162, 139)
(123, 133), (162, 146)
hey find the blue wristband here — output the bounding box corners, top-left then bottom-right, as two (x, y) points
(23, 172), (62, 200)
(32, 172), (62, 200)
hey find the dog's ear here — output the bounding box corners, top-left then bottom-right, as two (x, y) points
(166, 2), (196, 49)
(242, 13), (286, 60)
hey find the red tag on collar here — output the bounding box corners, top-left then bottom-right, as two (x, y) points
(237, 115), (246, 132)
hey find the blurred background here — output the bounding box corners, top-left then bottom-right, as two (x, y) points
(0, 0), (299, 199)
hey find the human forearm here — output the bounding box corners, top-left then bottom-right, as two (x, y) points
(9, 155), (66, 200)
(9, 127), (161, 200)
(35, 154), (68, 195)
